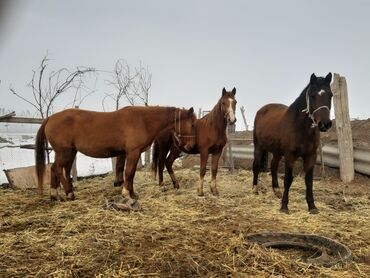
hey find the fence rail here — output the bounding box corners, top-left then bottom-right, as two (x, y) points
(226, 142), (370, 176)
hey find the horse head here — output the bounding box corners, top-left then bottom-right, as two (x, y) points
(304, 73), (333, 132)
(173, 107), (197, 151)
(220, 87), (237, 124)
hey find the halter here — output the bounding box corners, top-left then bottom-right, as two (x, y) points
(301, 86), (330, 128)
(173, 109), (196, 145)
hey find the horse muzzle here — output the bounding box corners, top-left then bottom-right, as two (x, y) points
(228, 117), (237, 125)
(183, 143), (195, 151)
(318, 121), (332, 132)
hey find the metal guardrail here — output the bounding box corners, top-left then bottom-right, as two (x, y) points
(353, 147), (370, 175)
(227, 142), (370, 176)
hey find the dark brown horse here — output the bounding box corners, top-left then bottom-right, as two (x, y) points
(253, 73), (333, 214)
(35, 106), (196, 200)
(151, 88), (237, 196)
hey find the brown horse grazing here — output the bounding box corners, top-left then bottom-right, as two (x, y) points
(35, 106), (196, 201)
(253, 73), (333, 214)
(151, 87), (237, 196)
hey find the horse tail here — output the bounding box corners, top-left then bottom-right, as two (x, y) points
(151, 139), (160, 180)
(35, 118), (49, 195)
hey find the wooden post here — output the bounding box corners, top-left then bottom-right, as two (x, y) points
(71, 156), (77, 182)
(226, 127), (234, 171)
(71, 105), (79, 181)
(331, 73), (354, 183)
(240, 106), (248, 131)
(111, 157), (117, 175)
(145, 145), (151, 168)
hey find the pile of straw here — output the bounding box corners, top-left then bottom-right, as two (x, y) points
(1, 168), (369, 277)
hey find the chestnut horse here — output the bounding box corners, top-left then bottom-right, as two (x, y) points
(151, 88), (237, 196)
(35, 106), (196, 200)
(253, 73), (333, 214)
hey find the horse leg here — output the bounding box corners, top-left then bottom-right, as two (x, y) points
(54, 151), (76, 201)
(157, 149), (167, 187)
(114, 154), (126, 187)
(252, 145), (264, 194)
(197, 150), (208, 196)
(50, 163), (60, 200)
(210, 151), (222, 196)
(271, 154), (282, 198)
(165, 146), (181, 189)
(303, 154), (319, 214)
(63, 150), (77, 197)
(121, 151), (141, 200)
(280, 154), (296, 213)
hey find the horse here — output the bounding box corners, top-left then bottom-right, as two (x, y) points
(35, 106), (197, 201)
(150, 87), (237, 196)
(112, 107), (198, 188)
(252, 73), (333, 214)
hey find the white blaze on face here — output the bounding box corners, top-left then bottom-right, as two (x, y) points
(318, 89), (325, 96)
(228, 98), (235, 122)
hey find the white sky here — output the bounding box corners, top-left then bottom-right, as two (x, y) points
(0, 0), (370, 130)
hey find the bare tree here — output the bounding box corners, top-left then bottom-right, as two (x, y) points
(103, 59), (152, 111)
(103, 59), (152, 167)
(103, 59), (139, 110)
(10, 54), (95, 119)
(133, 62), (152, 106)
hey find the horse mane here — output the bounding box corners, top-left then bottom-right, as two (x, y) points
(200, 98), (226, 134)
(289, 76), (329, 115)
(288, 84), (309, 116)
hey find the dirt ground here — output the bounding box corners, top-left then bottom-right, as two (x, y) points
(1, 168), (369, 277)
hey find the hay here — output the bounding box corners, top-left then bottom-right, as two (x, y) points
(0, 169), (369, 277)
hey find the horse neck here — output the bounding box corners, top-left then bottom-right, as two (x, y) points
(287, 86), (318, 137)
(203, 101), (227, 135)
(151, 107), (178, 131)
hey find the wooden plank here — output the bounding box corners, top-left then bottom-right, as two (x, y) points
(3, 164), (51, 189)
(0, 116), (43, 124)
(240, 106), (248, 131)
(331, 73), (354, 182)
(0, 111), (16, 120)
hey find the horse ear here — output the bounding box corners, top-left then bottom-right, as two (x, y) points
(222, 87), (226, 96)
(232, 87), (236, 95)
(188, 107), (194, 116)
(325, 72), (332, 84)
(310, 73), (317, 84)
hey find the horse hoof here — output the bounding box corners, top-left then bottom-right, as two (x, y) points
(273, 189), (282, 198)
(131, 192), (139, 200)
(211, 189), (219, 196)
(252, 187), (259, 195)
(160, 186), (169, 192)
(113, 182), (122, 187)
(309, 208), (319, 214)
(66, 192), (75, 201)
(173, 182), (180, 189)
(280, 208), (290, 214)
(50, 195), (58, 201)
(197, 190), (204, 197)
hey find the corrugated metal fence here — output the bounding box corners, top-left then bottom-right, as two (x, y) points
(227, 142), (370, 176)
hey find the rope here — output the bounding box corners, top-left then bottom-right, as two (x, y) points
(302, 86), (330, 128)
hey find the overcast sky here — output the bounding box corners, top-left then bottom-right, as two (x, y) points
(0, 0), (369, 130)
